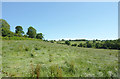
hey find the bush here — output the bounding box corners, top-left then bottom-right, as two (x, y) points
(30, 53), (34, 57)
(86, 41), (92, 48)
(65, 41), (70, 45)
(82, 43), (86, 47)
(78, 43), (82, 47)
(50, 40), (54, 43)
(23, 35), (28, 37)
(36, 33), (44, 39)
(95, 43), (99, 48)
(71, 43), (77, 46)
(34, 47), (40, 50)
(25, 47), (29, 51)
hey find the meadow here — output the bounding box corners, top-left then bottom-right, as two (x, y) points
(2, 40), (118, 77)
(56, 41), (87, 45)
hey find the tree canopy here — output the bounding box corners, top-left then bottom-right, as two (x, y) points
(0, 19), (45, 40)
(1, 27), (14, 37)
(36, 33), (44, 39)
(15, 26), (24, 34)
(0, 19), (10, 30)
(27, 26), (36, 38)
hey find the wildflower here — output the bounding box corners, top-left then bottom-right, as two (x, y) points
(108, 71), (112, 76)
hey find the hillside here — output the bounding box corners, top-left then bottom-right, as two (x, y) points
(2, 40), (118, 77)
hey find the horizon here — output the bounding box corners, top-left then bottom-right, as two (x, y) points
(2, 2), (118, 40)
(47, 38), (118, 41)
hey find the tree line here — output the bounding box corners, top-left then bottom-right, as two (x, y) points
(0, 19), (44, 39)
(1, 19), (120, 50)
(49, 39), (120, 50)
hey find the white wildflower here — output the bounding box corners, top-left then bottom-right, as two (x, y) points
(98, 72), (103, 76)
(108, 71), (112, 76)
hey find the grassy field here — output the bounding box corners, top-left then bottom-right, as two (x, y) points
(2, 40), (118, 77)
(57, 41), (87, 45)
(0, 56), (1, 78)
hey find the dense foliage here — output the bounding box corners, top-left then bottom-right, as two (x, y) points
(65, 41), (70, 45)
(15, 26), (24, 36)
(56, 39), (120, 50)
(0, 19), (44, 39)
(27, 26), (36, 38)
(36, 33), (44, 39)
(0, 19), (10, 30)
(2, 36), (42, 40)
(1, 27), (14, 37)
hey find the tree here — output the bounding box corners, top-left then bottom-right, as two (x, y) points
(61, 39), (65, 41)
(50, 40), (54, 43)
(0, 19), (11, 37)
(65, 41), (70, 45)
(0, 19), (15, 37)
(1, 27), (14, 37)
(86, 41), (92, 48)
(1, 27), (9, 37)
(15, 26), (24, 36)
(104, 40), (110, 49)
(27, 26), (36, 38)
(0, 19), (10, 30)
(93, 40), (96, 43)
(36, 33), (44, 39)
(95, 43), (99, 48)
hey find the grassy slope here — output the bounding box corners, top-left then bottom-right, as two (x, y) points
(0, 40), (2, 78)
(2, 40), (118, 77)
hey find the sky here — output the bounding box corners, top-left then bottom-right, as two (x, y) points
(2, 2), (118, 40)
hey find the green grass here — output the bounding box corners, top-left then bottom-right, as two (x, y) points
(2, 40), (118, 77)
(0, 39), (2, 78)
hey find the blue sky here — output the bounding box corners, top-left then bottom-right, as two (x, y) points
(2, 2), (118, 40)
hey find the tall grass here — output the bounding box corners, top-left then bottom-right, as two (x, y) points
(2, 40), (118, 77)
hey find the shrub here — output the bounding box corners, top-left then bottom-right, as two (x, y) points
(86, 41), (92, 48)
(71, 43), (77, 46)
(30, 53), (34, 57)
(50, 40), (54, 43)
(25, 47), (29, 51)
(23, 35), (28, 37)
(34, 47), (40, 50)
(65, 41), (70, 45)
(95, 43), (100, 48)
(78, 43), (82, 47)
(36, 33), (44, 39)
